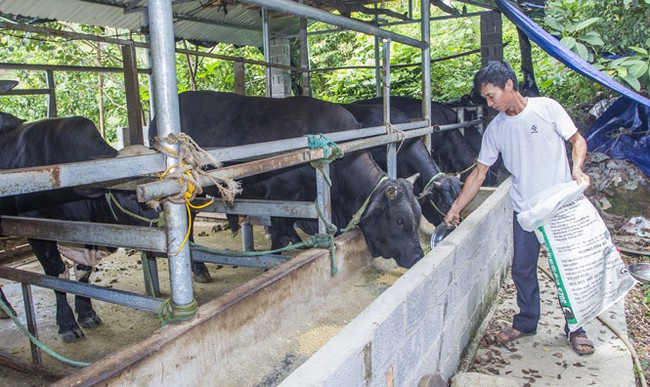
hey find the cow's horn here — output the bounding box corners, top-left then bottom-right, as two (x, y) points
(405, 173), (420, 186)
(385, 185), (398, 200)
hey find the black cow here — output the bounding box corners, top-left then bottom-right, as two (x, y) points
(340, 103), (461, 225)
(150, 91), (424, 268)
(355, 96), (500, 185)
(0, 115), (160, 342)
(442, 94), (502, 186)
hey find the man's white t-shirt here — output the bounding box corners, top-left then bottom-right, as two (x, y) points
(477, 97), (578, 213)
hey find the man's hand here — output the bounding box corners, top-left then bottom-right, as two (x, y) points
(443, 162), (491, 228)
(573, 167), (590, 186)
(444, 204), (461, 227)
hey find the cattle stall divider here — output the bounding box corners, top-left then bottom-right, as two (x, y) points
(0, 0), (440, 370)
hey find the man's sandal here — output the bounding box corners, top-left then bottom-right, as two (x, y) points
(569, 332), (595, 356)
(495, 326), (536, 344)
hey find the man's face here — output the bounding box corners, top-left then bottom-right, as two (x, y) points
(479, 79), (515, 113)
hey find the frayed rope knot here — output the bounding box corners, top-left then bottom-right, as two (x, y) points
(152, 133), (241, 205)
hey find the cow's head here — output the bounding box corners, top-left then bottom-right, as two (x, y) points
(358, 177), (424, 268)
(419, 174), (462, 225)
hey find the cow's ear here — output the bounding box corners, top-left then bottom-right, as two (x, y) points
(73, 185), (106, 199)
(360, 197), (384, 224)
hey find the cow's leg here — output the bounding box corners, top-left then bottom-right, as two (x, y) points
(270, 218), (303, 250)
(74, 264), (102, 329)
(188, 215), (211, 283)
(28, 239), (85, 342)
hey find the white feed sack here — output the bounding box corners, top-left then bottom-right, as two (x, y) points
(517, 181), (636, 332)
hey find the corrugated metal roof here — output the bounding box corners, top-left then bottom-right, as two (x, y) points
(0, 0), (344, 47)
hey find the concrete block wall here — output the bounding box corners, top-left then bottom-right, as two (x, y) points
(270, 38), (292, 97)
(280, 179), (514, 386)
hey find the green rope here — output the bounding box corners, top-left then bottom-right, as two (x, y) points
(190, 232), (339, 275)
(158, 297), (199, 326)
(340, 176), (389, 233)
(0, 297), (91, 367)
(313, 202), (339, 275)
(307, 134), (344, 187)
(306, 133), (343, 160)
(191, 239), (312, 257)
(105, 192), (163, 227)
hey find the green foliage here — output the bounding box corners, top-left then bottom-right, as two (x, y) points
(2, 0), (648, 141)
(542, 1), (604, 62)
(540, 0), (650, 95)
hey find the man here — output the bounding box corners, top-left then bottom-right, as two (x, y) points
(444, 60), (593, 355)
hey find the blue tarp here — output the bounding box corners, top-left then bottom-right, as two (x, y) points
(495, 0), (650, 109)
(585, 98), (650, 178)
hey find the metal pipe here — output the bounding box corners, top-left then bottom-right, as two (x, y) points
(434, 119), (483, 132)
(196, 199), (317, 219)
(0, 216), (167, 252)
(262, 8), (272, 97)
(237, 0), (427, 49)
(0, 153), (165, 198)
(382, 39), (397, 179)
(138, 125), (433, 202)
(0, 266), (163, 313)
(299, 0), (312, 97)
(0, 120), (428, 198)
(421, 0), (432, 151)
(0, 62), (150, 75)
(148, 0), (195, 315)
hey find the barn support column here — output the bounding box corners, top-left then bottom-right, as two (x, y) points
(480, 11), (503, 66)
(262, 8), (272, 97)
(148, 0), (196, 320)
(382, 38), (397, 179)
(518, 28), (539, 96)
(298, 4), (311, 97)
(122, 44), (144, 146)
(270, 38), (292, 97)
(45, 70), (57, 118)
(234, 61), (246, 95)
(421, 0), (432, 151)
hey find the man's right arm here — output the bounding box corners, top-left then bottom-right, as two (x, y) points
(444, 162), (490, 227)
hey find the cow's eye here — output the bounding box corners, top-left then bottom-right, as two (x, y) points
(396, 218), (404, 227)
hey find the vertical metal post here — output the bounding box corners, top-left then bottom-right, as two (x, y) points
(262, 8), (272, 97)
(373, 12), (381, 97)
(45, 70), (57, 118)
(299, 0), (311, 97)
(382, 39), (397, 179)
(142, 252), (160, 297)
(316, 165), (332, 235)
(21, 283), (41, 365)
(148, 0), (196, 319)
(421, 0), (432, 151)
(241, 223), (255, 251)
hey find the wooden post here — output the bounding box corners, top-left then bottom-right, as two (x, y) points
(121, 44), (144, 146)
(234, 61), (245, 95)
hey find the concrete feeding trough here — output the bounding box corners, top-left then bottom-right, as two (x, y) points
(41, 180), (514, 387)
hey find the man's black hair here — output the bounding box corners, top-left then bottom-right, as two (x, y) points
(473, 60), (519, 92)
